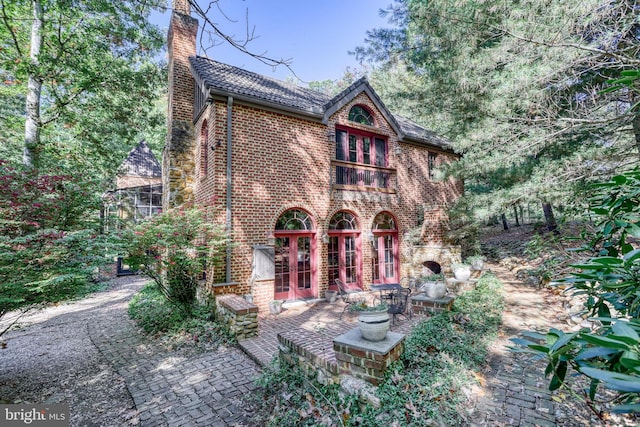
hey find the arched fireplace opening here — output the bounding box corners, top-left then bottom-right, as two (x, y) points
(422, 261), (442, 275)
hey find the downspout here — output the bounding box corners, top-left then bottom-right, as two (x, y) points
(226, 96), (233, 283)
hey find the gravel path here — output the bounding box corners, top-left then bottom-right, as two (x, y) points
(0, 276), (144, 426)
(0, 276), (260, 426)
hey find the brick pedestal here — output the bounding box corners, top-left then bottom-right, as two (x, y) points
(410, 294), (454, 314)
(216, 295), (259, 339)
(333, 328), (405, 386)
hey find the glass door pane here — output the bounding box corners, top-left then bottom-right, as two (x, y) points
(383, 235), (395, 279)
(274, 237), (290, 294)
(371, 239), (380, 282)
(297, 237), (312, 291)
(328, 236), (339, 285)
(345, 236), (357, 285)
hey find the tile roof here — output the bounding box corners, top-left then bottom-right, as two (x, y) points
(190, 56), (330, 115)
(190, 56), (452, 151)
(117, 140), (162, 178)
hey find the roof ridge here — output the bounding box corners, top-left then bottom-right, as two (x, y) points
(192, 55), (329, 99)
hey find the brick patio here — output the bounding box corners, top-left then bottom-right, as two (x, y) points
(238, 295), (424, 369)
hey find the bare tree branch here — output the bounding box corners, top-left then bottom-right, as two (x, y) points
(186, 0), (302, 81)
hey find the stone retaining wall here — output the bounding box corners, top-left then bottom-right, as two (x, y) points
(215, 295), (258, 340)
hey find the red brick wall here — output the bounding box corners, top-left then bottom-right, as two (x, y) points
(191, 93), (462, 311)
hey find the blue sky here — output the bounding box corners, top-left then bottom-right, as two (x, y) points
(153, 0), (392, 84)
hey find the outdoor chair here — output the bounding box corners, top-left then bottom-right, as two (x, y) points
(334, 278), (366, 319)
(388, 287), (412, 325)
(399, 276), (419, 291)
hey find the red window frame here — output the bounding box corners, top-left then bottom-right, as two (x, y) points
(336, 126), (388, 168)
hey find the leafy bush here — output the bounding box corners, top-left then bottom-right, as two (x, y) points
(250, 274), (504, 426)
(512, 168), (640, 416)
(124, 206), (226, 309)
(370, 274), (504, 426)
(0, 161), (116, 322)
(129, 283), (232, 347)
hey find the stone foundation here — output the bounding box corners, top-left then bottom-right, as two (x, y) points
(216, 294), (258, 339)
(333, 329), (405, 386)
(410, 294), (455, 315)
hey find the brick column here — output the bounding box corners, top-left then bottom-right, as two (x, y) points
(333, 329), (405, 386)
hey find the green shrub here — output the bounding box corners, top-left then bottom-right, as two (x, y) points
(124, 206), (226, 310)
(128, 283), (190, 334)
(128, 283), (232, 347)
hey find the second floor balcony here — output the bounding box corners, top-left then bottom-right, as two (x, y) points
(331, 160), (397, 193)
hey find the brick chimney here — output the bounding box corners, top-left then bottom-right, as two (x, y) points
(163, 0), (199, 210)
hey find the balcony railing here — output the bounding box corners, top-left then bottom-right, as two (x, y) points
(331, 160), (397, 193)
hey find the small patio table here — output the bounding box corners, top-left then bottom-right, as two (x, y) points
(371, 283), (412, 323)
(370, 283), (403, 305)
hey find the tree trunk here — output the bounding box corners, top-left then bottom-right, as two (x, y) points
(513, 205), (520, 226)
(23, 0), (44, 168)
(633, 110), (640, 162)
(542, 201), (558, 234)
(501, 213), (509, 231)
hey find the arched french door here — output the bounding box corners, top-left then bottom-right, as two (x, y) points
(327, 211), (362, 289)
(371, 212), (399, 284)
(274, 209), (317, 300)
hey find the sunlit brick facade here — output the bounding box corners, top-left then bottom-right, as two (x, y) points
(165, 5), (463, 312)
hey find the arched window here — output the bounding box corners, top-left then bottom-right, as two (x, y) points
(275, 209), (313, 231)
(329, 211), (358, 230)
(348, 105), (374, 126)
(200, 120), (208, 179)
(373, 212), (396, 230)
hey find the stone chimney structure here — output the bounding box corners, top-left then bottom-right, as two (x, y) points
(163, 0), (199, 210)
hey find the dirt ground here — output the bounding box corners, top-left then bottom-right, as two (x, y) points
(481, 224), (636, 426)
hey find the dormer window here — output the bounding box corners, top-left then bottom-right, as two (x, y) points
(348, 105), (374, 126)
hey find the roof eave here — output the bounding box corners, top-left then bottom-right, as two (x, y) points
(204, 86), (325, 120)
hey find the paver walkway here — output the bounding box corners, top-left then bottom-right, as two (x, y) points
(473, 265), (559, 426)
(0, 276), (260, 427)
(2, 267), (612, 426)
(87, 278), (260, 427)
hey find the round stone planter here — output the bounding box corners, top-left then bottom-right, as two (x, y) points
(358, 310), (390, 342)
(422, 281), (447, 299)
(269, 300), (282, 315)
(325, 290), (338, 303)
(453, 266), (471, 282)
(471, 260), (485, 271)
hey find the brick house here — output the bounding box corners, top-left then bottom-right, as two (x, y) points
(164, 1), (463, 312)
